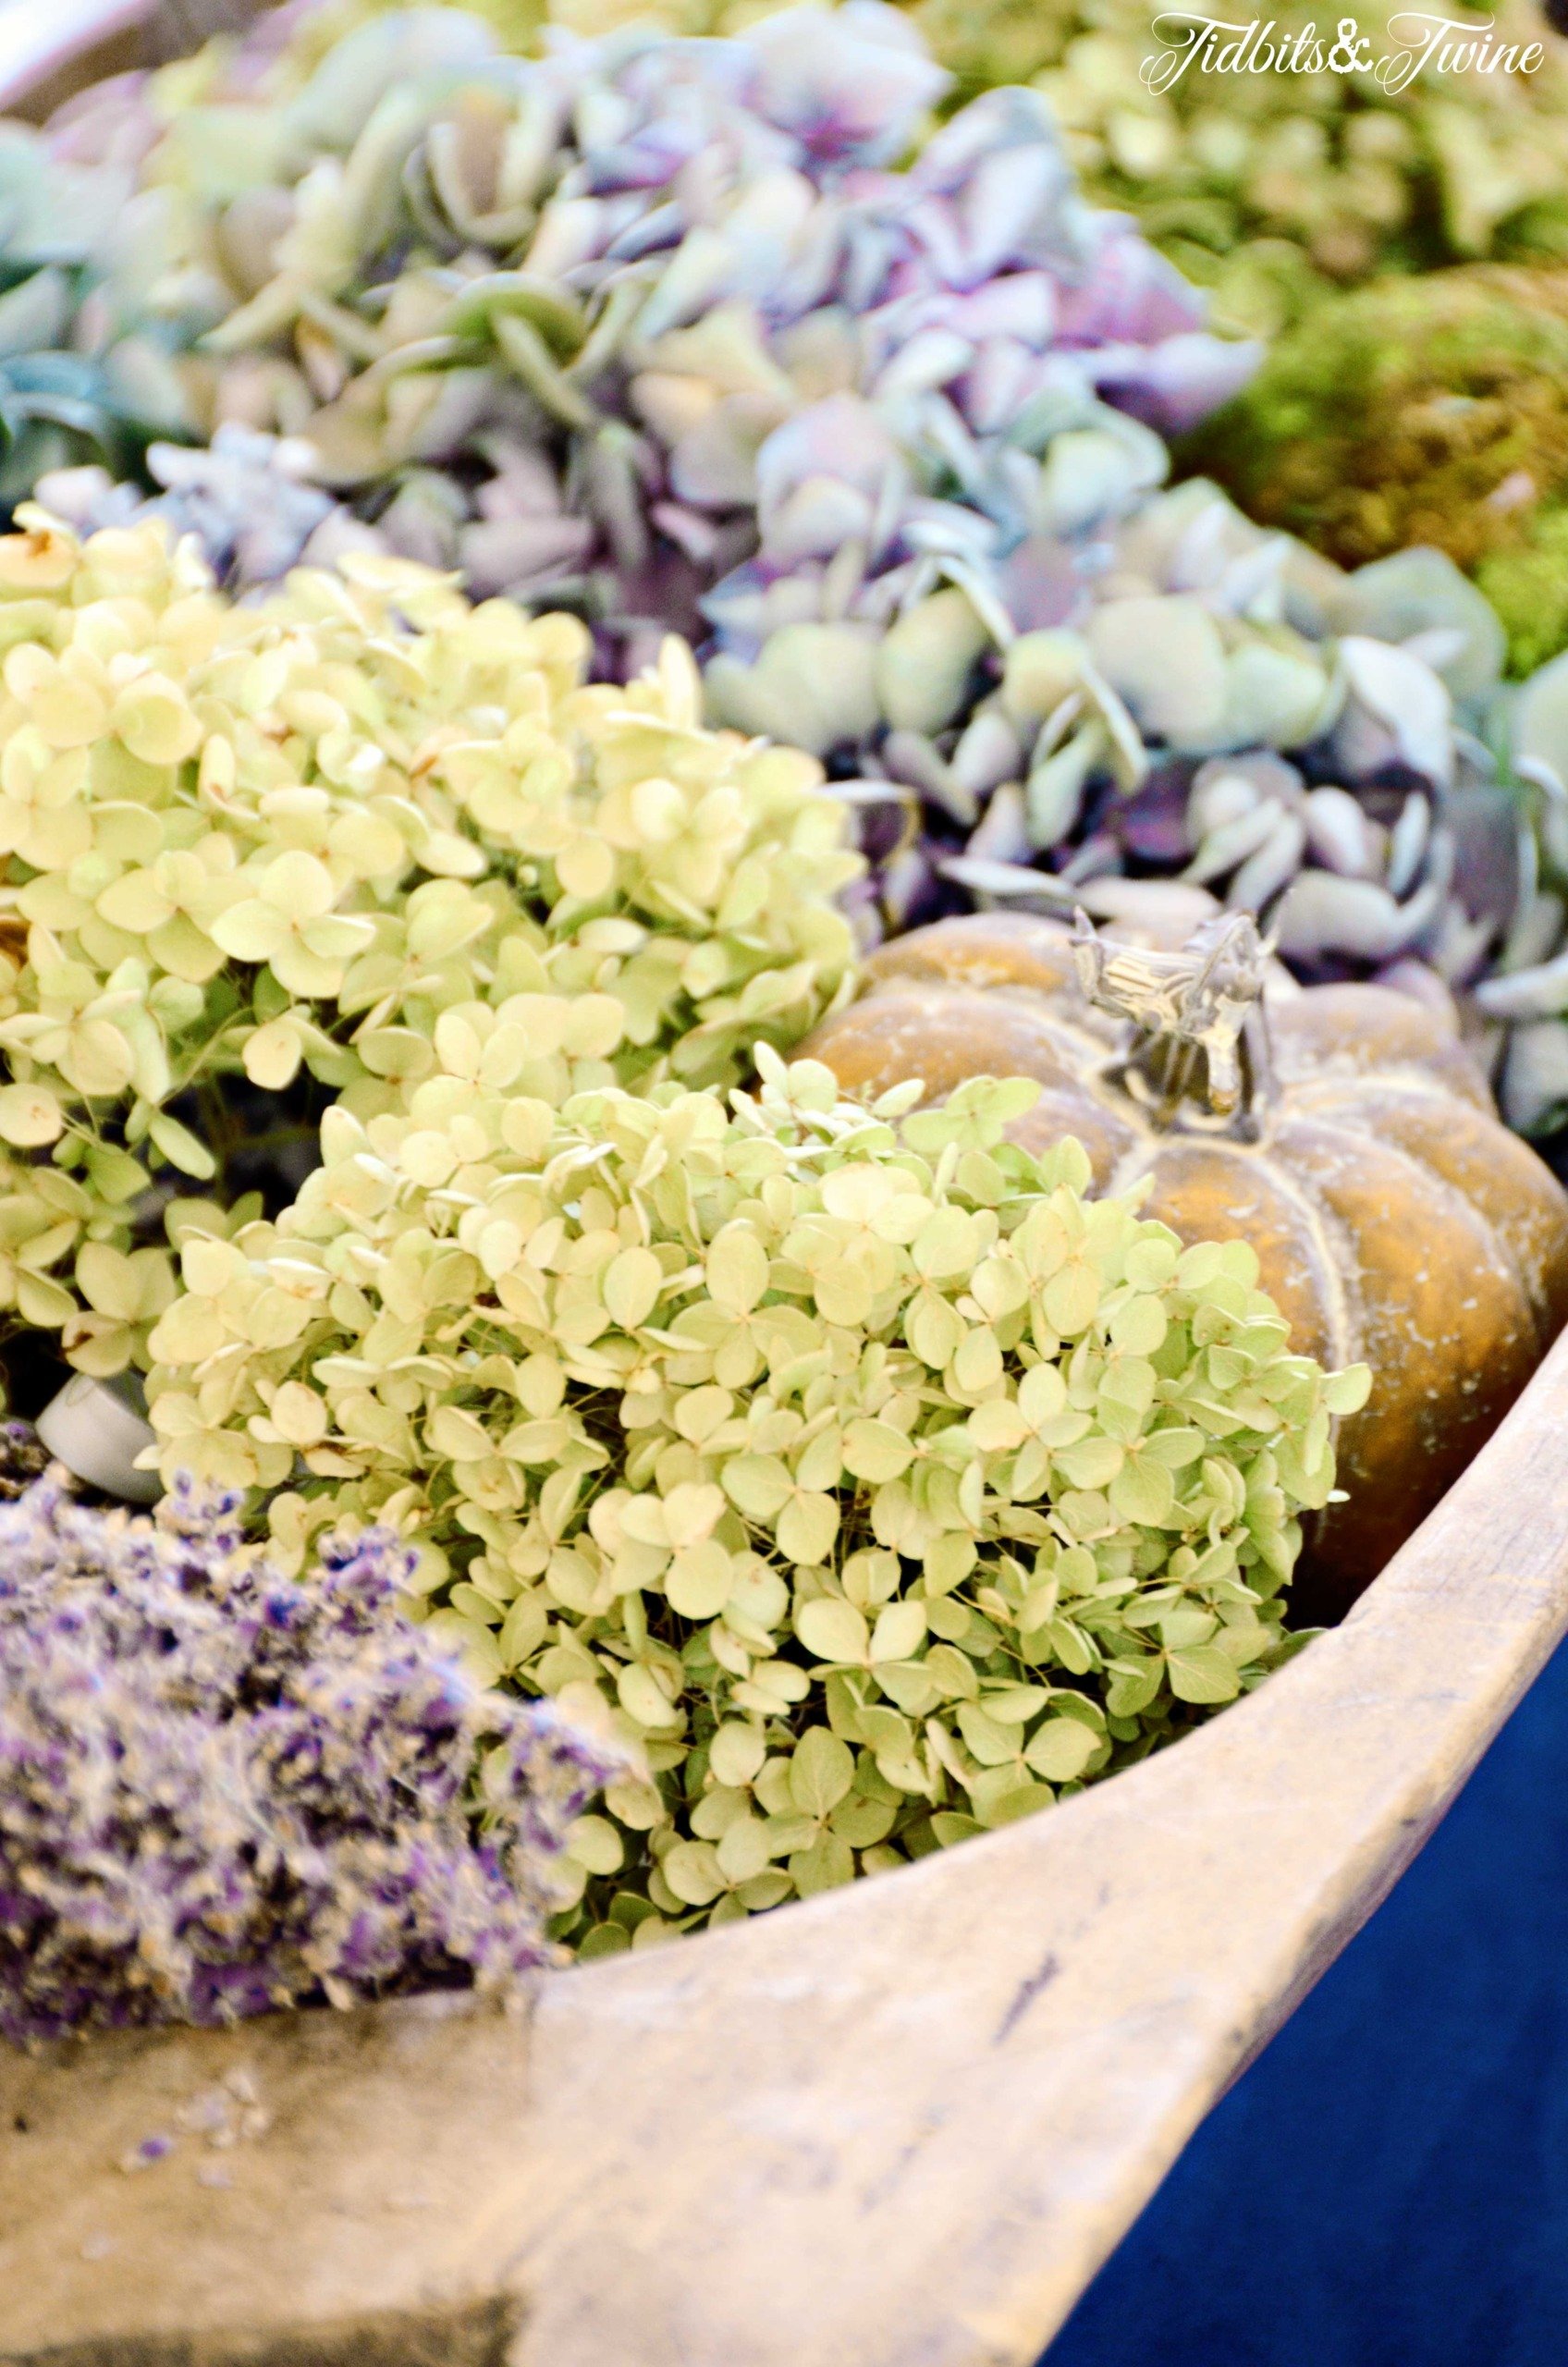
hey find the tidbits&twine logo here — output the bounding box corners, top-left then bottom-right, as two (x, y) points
(1140, 11), (1548, 92)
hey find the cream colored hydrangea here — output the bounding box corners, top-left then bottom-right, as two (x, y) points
(146, 1051), (1366, 1948)
(0, 512), (859, 1379)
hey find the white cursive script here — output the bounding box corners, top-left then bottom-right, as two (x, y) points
(1139, 7), (1544, 90)
(1377, 10), (1543, 90)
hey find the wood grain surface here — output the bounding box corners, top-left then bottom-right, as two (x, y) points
(6, 1319), (1568, 2367)
(0, 0), (256, 117)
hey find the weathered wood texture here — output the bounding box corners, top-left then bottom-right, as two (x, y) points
(7, 1319), (1568, 2367)
(0, 0), (252, 117)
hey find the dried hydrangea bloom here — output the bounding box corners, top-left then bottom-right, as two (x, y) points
(821, 476), (1528, 1029)
(0, 1475), (618, 2041)
(910, 0), (1568, 327)
(0, 113), (191, 509)
(36, 425), (371, 592)
(18, 9), (1557, 1108)
(0, 510), (858, 1378)
(0, 0), (371, 510)
(41, 5), (1252, 647)
(145, 1052), (1367, 1946)
(1473, 650), (1568, 1134)
(47, 9), (1550, 1034)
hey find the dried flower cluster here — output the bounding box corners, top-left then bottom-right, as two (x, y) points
(910, 0), (1568, 331)
(30, 10), (1559, 1038)
(1473, 649), (1568, 1136)
(0, 1474), (616, 2040)
(0, 0), (1546, 2008)
(0, 30), (255, 508)
(42, 425), (363, 595)
(0, 510), (856, 1379)
(1181, 266), (1568, 680)
(23, 3), (1255, 642)
(143, 1052), (1366, 1945)
(831, 479), (1528, 1021)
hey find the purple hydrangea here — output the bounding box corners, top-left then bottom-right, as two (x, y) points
(29, 4), (1256, 667)
(0, 1474), (618, 2044)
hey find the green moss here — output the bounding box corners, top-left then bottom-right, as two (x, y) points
(1477, 513), (1568, 680)
(1176, 266), (1568, 674)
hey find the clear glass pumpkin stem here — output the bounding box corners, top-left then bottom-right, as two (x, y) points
(1071, 908), (1276, 1141)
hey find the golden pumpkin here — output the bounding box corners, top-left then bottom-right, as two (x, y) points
(802, 901), (1568, 1619)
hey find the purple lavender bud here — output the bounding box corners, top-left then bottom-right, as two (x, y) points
(0, 1473), (620, 2045)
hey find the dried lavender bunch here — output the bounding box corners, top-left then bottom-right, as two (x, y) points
(0, 1476), (617, 2042)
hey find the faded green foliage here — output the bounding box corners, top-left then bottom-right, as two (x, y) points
(145, 1054), (1367, 1944)
(0, 512), (857, 1378)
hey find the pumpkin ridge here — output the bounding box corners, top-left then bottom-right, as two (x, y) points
(1280, 1104), (1540, 1357)
(1285, 1071), (1477, 1114)
(1219, 1129), (1365, 1594)
(1275, 1110), (1541, 1605)
(1219, 1130), (1360, 1380)
(1275, 1104), (1527, 1313)
(1102, 1135), (1162, 1208)
(1288, 1078), (1568, 1342)
(801, 987), (1081, 1107)
(1270, 987), (1494, 1110)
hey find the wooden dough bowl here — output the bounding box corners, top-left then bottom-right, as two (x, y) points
(8, 1340), (1568, 2367)
(6, 13), (1568, 2366)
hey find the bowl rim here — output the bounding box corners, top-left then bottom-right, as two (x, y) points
(0, 0), (155, 116)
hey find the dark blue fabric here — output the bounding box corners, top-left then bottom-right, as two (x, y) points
(1043, 1630), (1568, 2367)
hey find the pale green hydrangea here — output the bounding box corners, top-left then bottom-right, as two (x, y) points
(145, 1053), (1367, 1948)
(0, 511), (859, 1379)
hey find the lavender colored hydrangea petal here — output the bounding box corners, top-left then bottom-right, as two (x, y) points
(19, 0), (1257, 684)
(1089, 332), (1268, 437)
